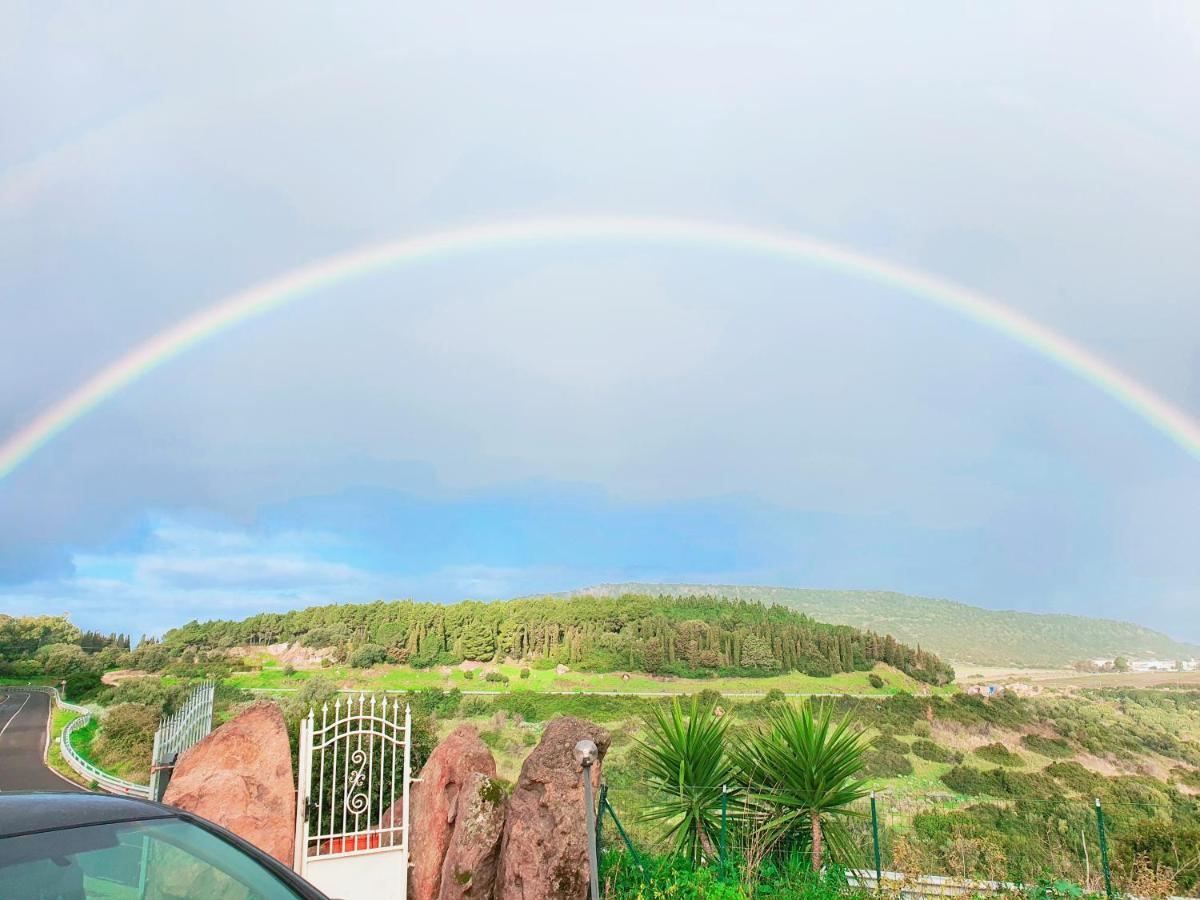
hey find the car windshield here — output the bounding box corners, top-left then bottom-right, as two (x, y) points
(0, 817), (303, 900)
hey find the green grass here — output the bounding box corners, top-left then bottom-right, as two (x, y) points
(226, 661), (948, 697)
(47, 704), (89, 786)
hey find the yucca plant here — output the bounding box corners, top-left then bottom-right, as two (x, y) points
(632, 696), (736, 865)
(733, 700), (871, 871)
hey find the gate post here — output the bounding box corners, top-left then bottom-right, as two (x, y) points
(293, 711), (313, 873)
(399, 704), (412, 898)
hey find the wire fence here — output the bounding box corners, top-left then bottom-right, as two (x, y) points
(594, 779), (1169, 898)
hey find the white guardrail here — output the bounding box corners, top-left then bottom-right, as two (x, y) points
(22, 685), (152, 799)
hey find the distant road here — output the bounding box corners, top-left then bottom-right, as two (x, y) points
(0, 690), (85, 792)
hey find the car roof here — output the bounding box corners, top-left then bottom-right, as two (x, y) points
(0, 792), (176, 838)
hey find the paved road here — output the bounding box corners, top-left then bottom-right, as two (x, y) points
(0, 690), (84, 792)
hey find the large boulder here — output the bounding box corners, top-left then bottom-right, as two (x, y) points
(494, 716), (611, 900)
(404, 725), (497, 900)
(437, 772), (508, 899)
(162, 701), (295, 865)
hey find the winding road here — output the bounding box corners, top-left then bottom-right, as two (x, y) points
(0, 689), (84, 791)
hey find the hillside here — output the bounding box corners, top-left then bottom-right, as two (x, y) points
(563, 584), (1200, 668)
(163, 593), (954, 684)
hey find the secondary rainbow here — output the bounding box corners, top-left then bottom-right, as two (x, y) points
(3, 215), (1199, 482)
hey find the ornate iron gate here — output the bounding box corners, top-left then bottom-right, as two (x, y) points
(150, 680), (215, 801)
(293, 695), (412, 900)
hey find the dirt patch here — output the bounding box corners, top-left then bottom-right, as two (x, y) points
(101, 669), (147, 685)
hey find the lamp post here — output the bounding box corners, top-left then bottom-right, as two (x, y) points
(575, 739), (600, 900)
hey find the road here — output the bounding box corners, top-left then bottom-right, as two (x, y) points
(0, 690), (85, 791)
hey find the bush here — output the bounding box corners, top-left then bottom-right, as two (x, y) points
(940, 765), (1056, 798)
(863, 749), (914, 778)
(462, 669), (475, 680)
(868, 673), (885, 689)
(975, 742), (1025, 767)
(911, 739), (962, 764)
(93, 704), (160, 778)
(519, 667), (531, 679)
(349, 644), (388, 669)
(872, 734), (909, 755)
(1020, 734), (1074, 759)
(483, 671), (509, 684)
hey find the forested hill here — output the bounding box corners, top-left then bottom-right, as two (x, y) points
(163, 594), (954, 685)
(563, 585), (1200, 668)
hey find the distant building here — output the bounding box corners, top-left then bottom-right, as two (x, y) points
(967, 683), (1003, 697)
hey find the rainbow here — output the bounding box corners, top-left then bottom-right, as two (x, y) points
(3, 215), (1199, 482)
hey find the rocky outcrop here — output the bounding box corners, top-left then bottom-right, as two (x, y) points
(162, 701), (295, 864)
(437, 772), (508, 899)
(404, 725), (497, 900)
(493, 716), (611, 900)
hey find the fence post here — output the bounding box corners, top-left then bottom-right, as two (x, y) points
(870, 790), (882, 890)
(719, 784), (729, 873)
(1094, 798), (1113, 900)
(596, 784), (607, 884)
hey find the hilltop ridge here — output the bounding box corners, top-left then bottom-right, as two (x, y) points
(560, 584), (1200, 668)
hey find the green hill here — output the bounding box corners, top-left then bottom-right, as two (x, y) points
(163, 593), (954, 684)
(562, 584), (1200, 668)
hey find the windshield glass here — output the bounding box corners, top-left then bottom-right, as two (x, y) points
(0, 817), (304, 900)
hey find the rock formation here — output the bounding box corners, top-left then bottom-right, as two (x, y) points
(493, 716), (611, 900)
(403, 724), (497, 900)
(162, 701), (295, 865)
(437, 772), (508, 899)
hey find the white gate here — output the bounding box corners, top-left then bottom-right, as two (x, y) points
(293, 695), (412, 900)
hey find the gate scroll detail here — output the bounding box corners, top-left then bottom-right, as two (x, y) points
(293, 694), (412, 900)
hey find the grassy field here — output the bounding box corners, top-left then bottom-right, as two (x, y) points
(224, 660), (951, 696)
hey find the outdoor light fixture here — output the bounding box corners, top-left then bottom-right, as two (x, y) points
(575, 739), (601, 899)
(574, 738), (599, 768)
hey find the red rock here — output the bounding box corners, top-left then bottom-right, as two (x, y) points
(401, 725), (497, 900)
(494, 716), (611, 900)
(162, 701), (295, 865)
(438, 771), (508, 899)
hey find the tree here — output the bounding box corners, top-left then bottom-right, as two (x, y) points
(633, 697), (736, 865)
(733, 701), (871, 871)
(1114, 656), (1130, 672)
(459, 623), (495, 661)
(739, 632), (778, 670)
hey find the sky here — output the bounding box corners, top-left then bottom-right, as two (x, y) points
(2, 3), (1199, 642)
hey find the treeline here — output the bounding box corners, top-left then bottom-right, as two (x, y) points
(164, 594), (954, 684)
(0, 614), (129, 661)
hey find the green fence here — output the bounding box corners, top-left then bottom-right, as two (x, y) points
(595, 781), (1140, 898)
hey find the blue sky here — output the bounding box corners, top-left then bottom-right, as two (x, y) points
(2, 3), (1198, 641)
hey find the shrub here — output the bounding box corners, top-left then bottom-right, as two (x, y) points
(872, 734), (909, 755)
(975, 742), (1025, 767)
(1020, 734), (1074, 759)
(862, 749), (914, 778)
(348, 644), (388, 669)
(868, 673), (885, 690)
(940, 765), (1056, 798)
(519, 667), (531, 679)
(462, 669), (475, 680)
(483, 671), (508, 684)
(93, 703), (160, 778)
(911, 739), (962, 764)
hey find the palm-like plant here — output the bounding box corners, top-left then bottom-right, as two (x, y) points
(733, 700), (871, 871)
(632, 696), (735, 865)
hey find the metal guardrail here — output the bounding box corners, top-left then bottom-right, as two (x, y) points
(23, 685), (152, 798)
